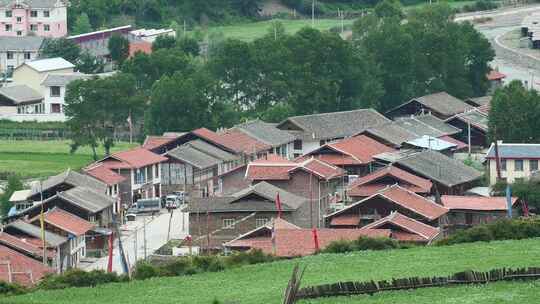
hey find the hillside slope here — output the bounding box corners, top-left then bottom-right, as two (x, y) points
(5, 239), (540, 304)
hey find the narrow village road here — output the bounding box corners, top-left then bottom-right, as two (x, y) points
(83, 209), (188, 274)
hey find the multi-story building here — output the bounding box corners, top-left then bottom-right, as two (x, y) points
(0, 0), (67, 38)
(0, 36), (43, 77)
(486, 142), (540, 185)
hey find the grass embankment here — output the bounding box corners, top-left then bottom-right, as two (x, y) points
(4, 238), (540, 304)
(0, 140), (137, 178)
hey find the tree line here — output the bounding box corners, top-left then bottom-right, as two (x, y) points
(63, 1), (495, 156)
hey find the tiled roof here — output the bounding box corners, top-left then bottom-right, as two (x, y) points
(348, 166), (432, 197)
(0, 232), (51, 259)
(84, 163), (125, 186)
(412, 92), (474, 117)
(0, 36), (44, 51)
(395, 150), (482, 187)
(0, 85), (43, 105)
(328, 185), (448, 221)
(185, 140), (237, 162)
(447, 109), (489, 132)
(166, 145), (221, 169)
(42, 208), (95, 236)
(57, 187), (115, 213)
(0, 245), (53, 287)
(359, 123), (417, 148)
(485, 143), (540, 159)
(394, 115), (461, 138)
(245, 156), (343, 181)
(441, 195), (518, 211)
(218, 129), (271, 154)
(294, 158), (345, 180)
(466, 96), (492, 107)
(362, 212), (441, 243)
(438, 135), (468, 150)
(6, 220), (67, 247)
(108, 147), (167, 168)
(30, 169), (107, 198)
(307, 135), (395, 165)
(41, 73), (90, 87)
(329, 214), (360, 226)
(487, 70), (506, 81)
(191, 128), (240, 153)
(235, 120), (295, 147)
(142, 135), (178, 150)
(277, 109), (390, 141)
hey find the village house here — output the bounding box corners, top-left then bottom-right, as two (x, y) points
(361, 211), (442, 244)
(28, 208), (94, 268)
(485, 142), (540, 185)
(0, 244), (53, 286)
(402, 135), (465, 155)
(0, 231), (56, 266)
(358, 122), (418, 149)
(87, 147), (167, 205)
(299, 135), (396, 178)
(0, 36), (43, 77)
(347, 165), (432, 201)
(187, 182), (318, 250)
(0, 0), (68, 38)
(487, 70), (506, 93)
(446, 107), (489, 148)
(440, 195), (520, 234)
(224, 217), (391, 257)
(325, 185), (449, 229)
(233, 120), (296, 159)
(386, 92), (474, 120)
(374, 150), (483, 195)
(276, 109), (391, 156)
(465, 96), (491, 107)
(0, 57), (92, 121)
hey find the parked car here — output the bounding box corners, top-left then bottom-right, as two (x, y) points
(165, 195), (180, 209)
(172, 191), (189, 203)
(127, 198), (161, 214)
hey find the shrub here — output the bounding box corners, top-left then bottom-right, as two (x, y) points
(132, 261), (160, 280)
(323, 240), (356, 254)
(158, 258), (196, 277)
(38, 269), (125, 290)
(355, 236), (400, 251)
(225, 249), (275, 267)
(0, 281), (26, 296)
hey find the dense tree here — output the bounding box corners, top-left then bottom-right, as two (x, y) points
(177, 37), (200, 56)
(488, 80), (540, 143)
(108, 34), (130, 65)
(65, 73), (144, 157)
(72, 13), (92, 35)
(152, 35), (176, 51)
(374, 0), (404, 19)
(76, 51), (105, 74)
(40, 38), (81, 63)
(0, 175), (23, 217)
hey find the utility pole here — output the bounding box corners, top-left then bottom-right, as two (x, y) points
(40, 181), (46, 266)
(467, 121), (471, 156)
(167, 210), (173, 241)
(133, 228), (138, 263)
(312, 0), (315, 27)
(143, 218), (147, 260)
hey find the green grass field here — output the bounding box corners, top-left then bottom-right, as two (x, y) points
(4, 239), (540, 304)
(207, 18), (355, 41)
(0, 140), (137, 178)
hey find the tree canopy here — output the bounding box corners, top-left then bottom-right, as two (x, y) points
(0, 175), (23, 217)
(40, 38), (81, 63)
(108, 34), (130, 65)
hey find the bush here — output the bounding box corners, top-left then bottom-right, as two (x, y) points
(323, 237), (400, 254)
(158, 258), (196, 277)
(38, 269), (126, 290)
(225, 249), (275, 267)
(323, 240), (356, 254)
(436, 217), (540, 246)
(132, 261), (160, 280)
(0, 281), (26, 296)
(192, 255), (225, 273)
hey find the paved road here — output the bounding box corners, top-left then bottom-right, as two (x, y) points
(84, 209), (188, 274)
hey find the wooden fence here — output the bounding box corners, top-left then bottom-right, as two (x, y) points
(294, 267), (540, 301)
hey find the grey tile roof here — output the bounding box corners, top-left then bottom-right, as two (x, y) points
(413, 92), (473, 116)
(187, 182), (307, 213)
(31, 169), (107, 197)
(6, 220), (67, 247)
(185, 140), (237, 162)
(394, 114), (460, 138)
(447, 109), (488, 132)
(41, 73), (91, 87)
(166, 145), (221, 169)
(466, 96), (492, 106)
(0, 36), (44, 51)
(235, 120), (295, 147)
(57, 187), (115, 213)
(0, 0), (63, 8)
(486, 143), (540, 159)
(396, 150), (482, 187)
(0, 85), (43, 105)
(277, 109), (390, 141)
(361, 122), (417, 147)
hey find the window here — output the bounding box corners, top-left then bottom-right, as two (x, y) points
(531, 160), (538, 171)
(319, 140), (326, 146)
(43, 10), (50, 17)
(50, 86), (61, 97)
(154, 164), (159, 178)
(44, 24), (50, 31)
(51, 103), (61, 113)
(255, 218), (268, 228)
(293, 140), (302, 150)
(5, 10), (12, 17)
(4, 24), (12, 32)
(16, 16), (21, 23)
(6, 52), (13, 60)
(501, 159), (507, 171)
(515, 159), (524, 171)
(30, 10), (37, 17)
(16, 31), (22, 36)
(222, 218), (235, 229)
(24, 52), (31, 60)
(30, 24), (37, 31)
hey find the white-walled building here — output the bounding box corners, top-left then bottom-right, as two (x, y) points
(0, 36), (43, 77)
(0, 0), (67, 38)
(486, 142), (540, 185)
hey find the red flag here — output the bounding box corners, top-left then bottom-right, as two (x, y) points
(275, 192), (282, 218)
(523, 200), (530, 217)
(271, 220), (276, 255)
(312, 228), (320, 252)
(107, 233), (114, 273)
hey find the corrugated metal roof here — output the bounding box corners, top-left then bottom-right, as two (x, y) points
(486, 143), (540, 159)
(405, 135), (457, 151)
(0, 36), (44, 51)
(24, 57), (74, 72)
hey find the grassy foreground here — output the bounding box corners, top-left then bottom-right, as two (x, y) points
(0, 140), (136, 178)
(4, 238), (540, 304)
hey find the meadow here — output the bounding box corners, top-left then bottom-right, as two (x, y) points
(4, 238), (540, 304)
(0, 140), (136, 178)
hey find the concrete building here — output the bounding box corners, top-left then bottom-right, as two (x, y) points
(0, 36), (43, 77)
(0, 0), (67, 38)
(486, 142), (540, 185)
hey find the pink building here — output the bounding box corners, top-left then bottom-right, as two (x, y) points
(0, 0), (67, 38)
